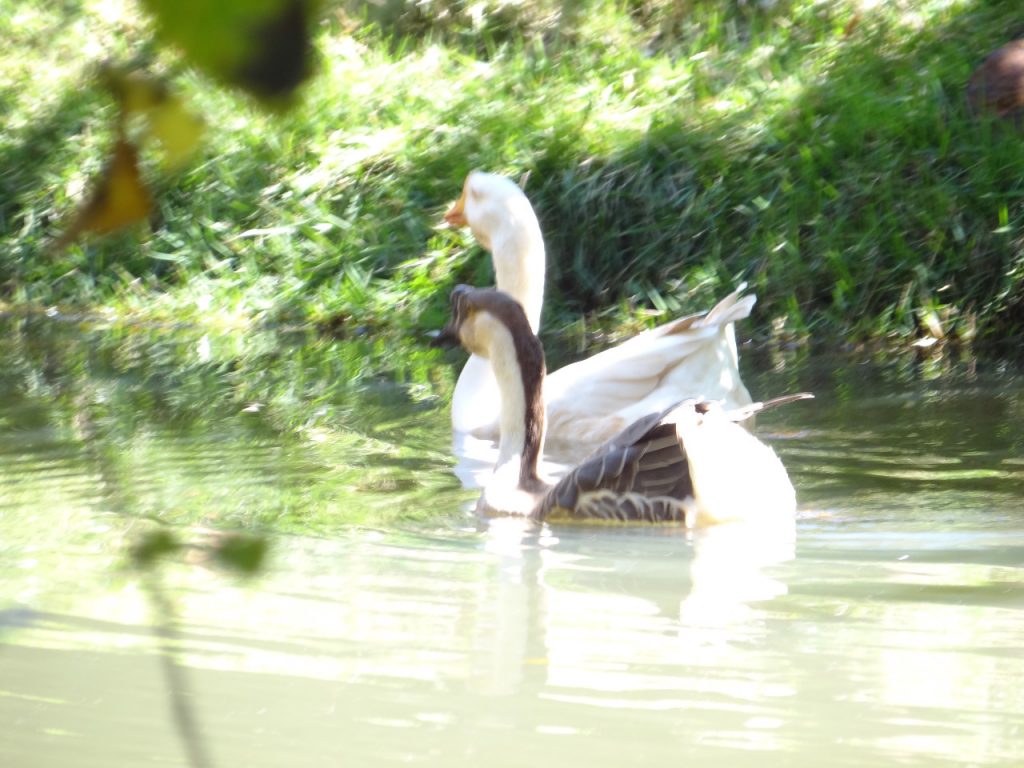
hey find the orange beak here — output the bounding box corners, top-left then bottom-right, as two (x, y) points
(443, 194), (467, 227)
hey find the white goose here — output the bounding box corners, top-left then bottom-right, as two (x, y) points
(444, 171), (755, 456)
(434, 285), (809, 526)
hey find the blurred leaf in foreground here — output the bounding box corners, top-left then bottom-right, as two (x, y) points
(146, 96), (206, 169)
(52, 138), (153, 252)
(131, 529), (182, 569)
(105, 66), (205, 168)
(212, 533), (270, 575)
(139, 0), (319, 104)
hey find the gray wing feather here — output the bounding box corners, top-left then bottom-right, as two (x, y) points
(536, 408), (695, 524)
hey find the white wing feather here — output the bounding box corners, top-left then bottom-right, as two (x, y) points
(543, 289), (755, 454)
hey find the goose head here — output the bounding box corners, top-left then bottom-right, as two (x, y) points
(444, 171), (546, 333)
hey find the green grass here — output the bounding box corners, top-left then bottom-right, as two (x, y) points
(2, 0), (1023, 353)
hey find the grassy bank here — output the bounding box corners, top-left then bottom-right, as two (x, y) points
(2, 0), (1023, 354)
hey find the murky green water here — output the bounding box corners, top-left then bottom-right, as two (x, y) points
(1, 317), (1022, 767)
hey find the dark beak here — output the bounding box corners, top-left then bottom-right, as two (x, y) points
(429, 322), (461, 349)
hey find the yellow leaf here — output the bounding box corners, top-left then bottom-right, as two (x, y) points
(103, 66), (205, 168)
(147, 96), (205, 169)
(104, 66), (168, 115)
(53, 139), (153, 251)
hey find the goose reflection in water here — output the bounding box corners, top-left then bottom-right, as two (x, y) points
(464, 513), (795, 703)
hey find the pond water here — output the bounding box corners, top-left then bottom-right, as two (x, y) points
(1, 316), (1022, 768)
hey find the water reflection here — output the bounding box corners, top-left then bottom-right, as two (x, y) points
(2, 523), (1023, 767)
(0, 314), (469, 531)
(1, 317), (1023, 767)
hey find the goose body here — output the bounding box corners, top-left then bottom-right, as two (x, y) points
(435, 285), (808, 526)
(445, 171), (754, 450)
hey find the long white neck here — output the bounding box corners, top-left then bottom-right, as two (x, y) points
(490, 197), (545, 333)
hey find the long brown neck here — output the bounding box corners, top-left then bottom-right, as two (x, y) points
(471, 291), (547, 490)
(515, 330), (545, 490)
